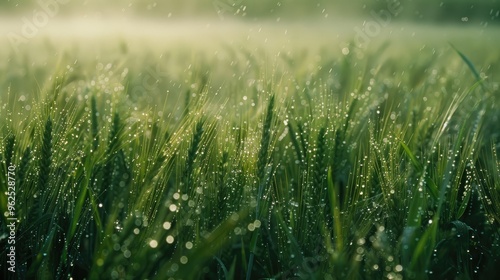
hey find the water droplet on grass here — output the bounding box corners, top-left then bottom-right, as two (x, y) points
(149, 240), (158, 248)
(166, 235), (174, 244)
(163, 222), (171, 230)
(123, 250), (131, 258)
(169, 204), (177, 212)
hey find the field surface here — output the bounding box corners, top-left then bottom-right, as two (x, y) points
(1, 16), (500, 280)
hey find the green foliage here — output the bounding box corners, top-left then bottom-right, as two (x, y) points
(1, 37), (500, 280)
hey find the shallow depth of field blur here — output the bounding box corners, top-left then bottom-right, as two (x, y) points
(1, 1), (500, 279)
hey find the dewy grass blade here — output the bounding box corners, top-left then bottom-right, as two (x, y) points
(4, 134), (15, 168)
(257, 95), (275, 182)
(400, 141), (438, 199)
(327, 167), (344, 252)
(449, 43), (483, 84)
(90, 95), (99, 151)
(38, 117), (53, 195)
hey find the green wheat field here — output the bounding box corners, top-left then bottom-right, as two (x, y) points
(1, 2), (500, 279)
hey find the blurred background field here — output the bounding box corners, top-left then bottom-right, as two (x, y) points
(0, 0), (499, 24)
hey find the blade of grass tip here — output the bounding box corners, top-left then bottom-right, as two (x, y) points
(456, 179), (472, 220)
(227, 256), (237, 280)
(39, 117), (53, 195)
(91, 95), (99, 151)
(449, 43), (487, 92)
(214, 255), (237, 280)
(17, 146), (31, 187)
(400, 141), (421, 171)
(214, 256), (229, 279)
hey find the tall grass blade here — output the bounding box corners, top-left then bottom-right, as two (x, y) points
(17, 146), (31, 187)
(4, 134), (15, 168)
(257, 95), (275, 182)
(247, 95), (275, 280)
(183, 119), (204, 192)
(90, 95), (99, 151)
(38, 117), (53, 203)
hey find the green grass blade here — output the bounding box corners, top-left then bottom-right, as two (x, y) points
(449, 43), (481, 82)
